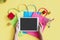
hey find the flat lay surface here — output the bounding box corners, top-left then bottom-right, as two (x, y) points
(0, 0), (60, 40)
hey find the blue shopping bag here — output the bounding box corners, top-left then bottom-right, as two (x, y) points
(23, 4), (41, 17)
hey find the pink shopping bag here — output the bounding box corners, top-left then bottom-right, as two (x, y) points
(32, 12), (50, 32)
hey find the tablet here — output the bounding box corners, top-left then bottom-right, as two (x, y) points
(19, 17), (39, 32)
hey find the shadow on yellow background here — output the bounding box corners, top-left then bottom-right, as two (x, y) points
(0, 0), (60, 40)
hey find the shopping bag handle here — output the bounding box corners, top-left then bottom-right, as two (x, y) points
(17, 4), (28, 11)
(8, 8), (20, 15)
(38, 8), (49, 16)
(27, 4), (37, 12)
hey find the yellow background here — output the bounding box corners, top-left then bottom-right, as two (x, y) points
(0, 0), (60, 40)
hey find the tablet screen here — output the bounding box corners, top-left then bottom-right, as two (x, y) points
(19, 17), (39, 32)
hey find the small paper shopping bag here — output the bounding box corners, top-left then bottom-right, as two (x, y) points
(23, 4), (41, 17)
(32, 12), (50, 32)
(7, 8), (25, 27)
